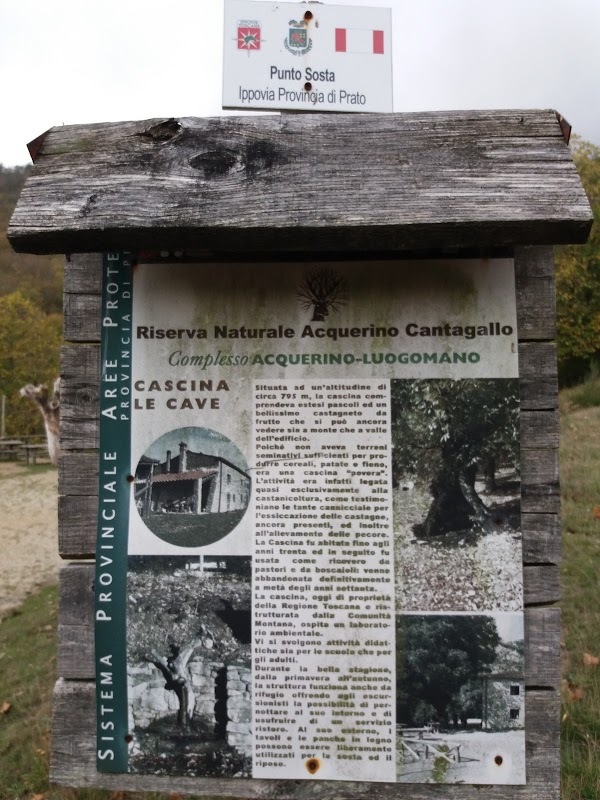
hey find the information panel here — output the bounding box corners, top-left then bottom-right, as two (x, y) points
(222, 0), (393, 112)
(95, 256), (525, 784)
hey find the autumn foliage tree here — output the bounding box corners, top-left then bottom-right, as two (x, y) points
(0, 292), (62, 436)
(0, 165), (63, 435)
(555, 138), (600, 384)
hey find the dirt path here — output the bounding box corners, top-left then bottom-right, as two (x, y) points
(0, 462), (61, 618)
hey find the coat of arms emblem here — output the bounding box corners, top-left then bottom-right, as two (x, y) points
(284, 19), (312, 55)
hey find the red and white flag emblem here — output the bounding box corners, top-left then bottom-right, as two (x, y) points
(238, 26), (261, 50)
(335, 27), (384, 54)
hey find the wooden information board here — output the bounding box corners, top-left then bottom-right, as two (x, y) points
(7, 110), (593, 799)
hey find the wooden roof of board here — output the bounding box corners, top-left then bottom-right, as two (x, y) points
(7, 110), (593, 255)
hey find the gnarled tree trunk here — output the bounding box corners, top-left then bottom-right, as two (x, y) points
(415, 462), (493, 538)
(147, 643), (196, 731)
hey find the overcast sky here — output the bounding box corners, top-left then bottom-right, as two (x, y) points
(1, 0), (599, 166)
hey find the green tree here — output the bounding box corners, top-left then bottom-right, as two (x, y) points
(555, 138), (600, 384)
(396, 615), (500, 727)
(0, 292), (62, 436)
(391, 379), (520, 536)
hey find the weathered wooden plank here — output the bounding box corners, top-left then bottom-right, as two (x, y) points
(523, 565), (560, 605)
(524, 607), (561, 688)
(59, 452), (98, 496)
(63, 253), (102, 345)
(60, 345), (100, 451)
(521, 410), (559, 449)
(50, 680), (558, 798)
(58, 495), (97, 558)
(514, 247), (556, 342)
(518, 342), (558, 410)
(64, 253), (103, 295)
(57, 564), (95, 680)
(56, 562), (561, 687)
(521, 513), (561, 564)
(64, 293), (101, 343)
(9, 111), (592, 255)
(514, 246), (555, 280)
(521, 449), (560, 514)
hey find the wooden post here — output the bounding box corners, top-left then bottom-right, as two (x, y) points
(8, 111), (592, 799)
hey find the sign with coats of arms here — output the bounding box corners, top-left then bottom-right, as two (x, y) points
(223, 0), (393, 112)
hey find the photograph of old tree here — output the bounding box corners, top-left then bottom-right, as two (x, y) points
(126, 556), (252, 777)
(391, 379), (522, 611)
(396, 614), (525, 783)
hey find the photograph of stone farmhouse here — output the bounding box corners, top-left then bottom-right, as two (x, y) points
(134, 427), (251, 547)
(396, 613), (525, 784)
(127, 555), (252, 778)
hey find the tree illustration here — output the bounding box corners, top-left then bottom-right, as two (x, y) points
(297, 268), (347, 321)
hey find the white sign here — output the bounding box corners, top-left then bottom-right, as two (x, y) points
(96, 256), (526, 784)
(223, 0), (393, 112)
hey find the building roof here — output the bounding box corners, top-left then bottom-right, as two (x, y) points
(152, 469), (217, 483)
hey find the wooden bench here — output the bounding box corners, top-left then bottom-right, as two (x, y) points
(0, 439), (24, 460)
(22, 443), (49, 465)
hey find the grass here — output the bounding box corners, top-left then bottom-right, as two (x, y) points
(1, 396), (600, 798)
(560, 375), (600, 412)
(0, 587), (57, 798)
(560, 400), (600, 799)
(0, 590), (206, 800)
(0, 461), (55, 480)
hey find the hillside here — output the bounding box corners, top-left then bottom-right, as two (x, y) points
(0, 165), (63, 436)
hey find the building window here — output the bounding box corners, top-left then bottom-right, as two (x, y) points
(510, 708), (520, 719)
(227, 473), (231, 484)
(510, 685), (520, 696)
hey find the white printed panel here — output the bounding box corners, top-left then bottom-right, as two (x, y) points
(223, 0), (393, 112)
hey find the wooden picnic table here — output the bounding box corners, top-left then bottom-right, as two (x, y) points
(0, 439), (24, 460)
(22, 443), (49, 465)
(401, 737), (462, 763)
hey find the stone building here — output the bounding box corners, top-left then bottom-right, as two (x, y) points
(128, 650), (252, 758)
(481, 671), (525, 730)
(135, 441), (251, 517)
